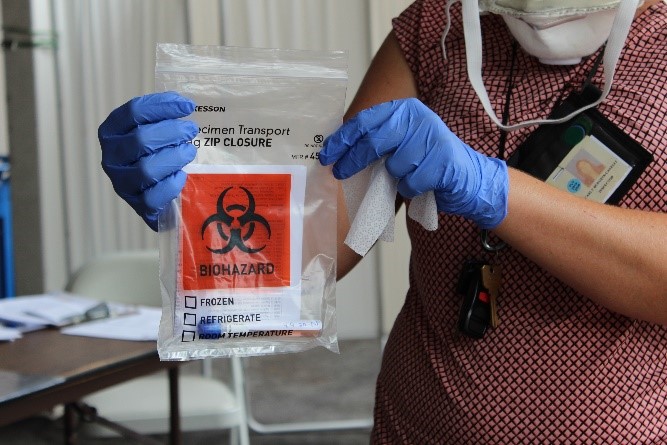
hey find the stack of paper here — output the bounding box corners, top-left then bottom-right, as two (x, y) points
(0, 325), (22, 341)
(61, 306), (161, 341)
(0, 292), (138, 341)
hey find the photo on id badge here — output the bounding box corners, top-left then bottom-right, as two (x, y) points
(507, 84), (654, 206)
(547, 130), (632, 203)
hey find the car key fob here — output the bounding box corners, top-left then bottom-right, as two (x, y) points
(457, 261), (491, 339)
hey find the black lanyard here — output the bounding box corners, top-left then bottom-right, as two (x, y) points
(481, 43), (608, 253)
(480, 40), (517, 252)
(497, 40), (519, 162)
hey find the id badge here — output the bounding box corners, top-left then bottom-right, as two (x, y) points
(507, 86), (653, 204)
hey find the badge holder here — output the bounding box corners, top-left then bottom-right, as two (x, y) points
(460, 45), (654, 339)
(507, 85), (653, 205)
(460, 86), (655, 339)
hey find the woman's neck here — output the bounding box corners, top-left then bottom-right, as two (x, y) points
(636, 0), (662, 17)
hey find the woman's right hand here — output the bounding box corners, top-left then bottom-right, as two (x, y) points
(98, 92), (198, 230)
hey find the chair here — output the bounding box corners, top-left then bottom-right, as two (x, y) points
(65, 249), (249, 444)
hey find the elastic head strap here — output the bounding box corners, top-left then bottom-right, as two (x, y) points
(457, 0), (640, 131)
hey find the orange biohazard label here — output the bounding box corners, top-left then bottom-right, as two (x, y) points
(180, 173), (292, 291)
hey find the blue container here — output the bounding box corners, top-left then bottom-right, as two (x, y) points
(0, 156), (14, 298)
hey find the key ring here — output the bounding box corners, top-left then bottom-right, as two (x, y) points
(481, 229), (506, 252)
(478, 43), (515, 255)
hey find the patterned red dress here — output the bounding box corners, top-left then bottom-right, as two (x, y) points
(371, 1), (667, 443)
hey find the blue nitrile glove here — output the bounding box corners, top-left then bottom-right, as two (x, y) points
(319, 98), (508, 229)
(98, 92), (198, 231)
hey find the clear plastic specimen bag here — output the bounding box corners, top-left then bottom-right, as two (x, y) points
(155, 44), (347, 359)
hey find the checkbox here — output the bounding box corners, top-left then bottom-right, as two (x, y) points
(181, 330), (196, 342)
(184, 313), (197, 326)
(184, 296), (197, 309)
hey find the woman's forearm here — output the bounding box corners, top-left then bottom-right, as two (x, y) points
(495, 168), (667, 325)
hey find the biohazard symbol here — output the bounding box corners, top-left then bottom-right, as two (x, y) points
(201, 186), (271, 254)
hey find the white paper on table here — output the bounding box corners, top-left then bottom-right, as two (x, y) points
(0, 292), (101, 328)
(0, 325), (22, 341)
(61, 307), (161, 341)
(19, 292), (103, 326)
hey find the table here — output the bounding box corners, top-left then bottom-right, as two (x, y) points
(0, 328), (182, 444)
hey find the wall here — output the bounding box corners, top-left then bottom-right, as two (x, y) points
(2, 0), (57, 294)
(0, 7), (9, 158)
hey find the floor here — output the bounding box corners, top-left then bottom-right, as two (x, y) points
(0, 339), (382, 445)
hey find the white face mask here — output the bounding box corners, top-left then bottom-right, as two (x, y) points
(479, 0), (622, 20)
(501, 8), (617, 65)
(441, 0), (642, 131)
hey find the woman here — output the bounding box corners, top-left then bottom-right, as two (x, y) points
(320, 0), (667, 442)
(98, 0), (667, 442)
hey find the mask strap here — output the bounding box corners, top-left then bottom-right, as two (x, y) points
(457, 0), (640, 131)
(440, 0), (460, 61)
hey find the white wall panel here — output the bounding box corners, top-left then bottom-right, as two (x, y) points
(31, 0), (68, 292)
(51, 0), (189, 282)
(369, 0), (413, 51)
(187, 0), (222, 44)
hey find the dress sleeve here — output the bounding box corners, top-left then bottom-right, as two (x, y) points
(391, 0), (424, 78)
(392, 0), (453, 97)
